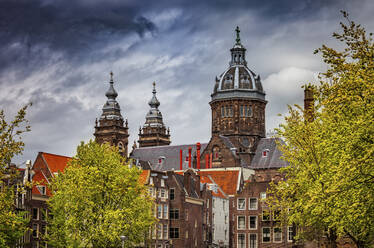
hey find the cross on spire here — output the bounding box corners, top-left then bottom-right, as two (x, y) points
(110, 71), (114, 82)
(235, 26), (241, 45)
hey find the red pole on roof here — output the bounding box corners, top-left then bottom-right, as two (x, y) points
(196, 142), (201, 169)
(210, 153), (213, 168)
(180, 149), (183, 170)
(205, 154), (209, 169)
(188, 147), (192, 168)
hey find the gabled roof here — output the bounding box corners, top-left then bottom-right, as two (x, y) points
(31, 170), (52, 197)
(41, 152), (71, 174)
(200, 175), (227, 199)
(250, 138), (288, 169)
(131, 143), (208, 171)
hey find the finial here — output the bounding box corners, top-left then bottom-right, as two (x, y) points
(110, 71), (114, 82)
(152, 81), (156, 94)
(125, 118), (128, 127)
(235, 26), (241, 44)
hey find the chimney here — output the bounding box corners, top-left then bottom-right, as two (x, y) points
(180, 149), (183, 170)
(188, 147), (192, 168)
(196, 143), (201, 169)
(205, 154), (209, 169)
(304, 84), (314, 122)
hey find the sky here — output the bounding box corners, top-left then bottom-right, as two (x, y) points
(1, 0), (373, 165)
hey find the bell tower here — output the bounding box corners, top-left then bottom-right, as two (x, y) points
(94, 72), (129, 157)
(202, 27), (267, 167)
(138, 82), (171, 147)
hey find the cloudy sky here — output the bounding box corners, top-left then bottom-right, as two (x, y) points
(1, 0), (373, 164)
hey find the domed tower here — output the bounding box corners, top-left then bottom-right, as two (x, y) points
(138, 82), (171, 147)
(94, 72), (129, 157)
(202, 27), (267, 167)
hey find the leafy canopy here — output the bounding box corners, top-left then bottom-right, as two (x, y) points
(47, 141), (155, 248)
(267, 11), (374, 247)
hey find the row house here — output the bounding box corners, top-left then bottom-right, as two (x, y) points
(142, 168), (210, 248)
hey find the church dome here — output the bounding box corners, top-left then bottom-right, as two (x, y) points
(212, 27), (265, 102)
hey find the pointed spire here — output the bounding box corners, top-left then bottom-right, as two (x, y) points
(148, 81), (160, 109)
(105, 71), (118, 100)
(235, 26), (241, 45)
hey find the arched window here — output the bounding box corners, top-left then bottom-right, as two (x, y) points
(213, 146), (220, 160)
(118, 142), (124, 153)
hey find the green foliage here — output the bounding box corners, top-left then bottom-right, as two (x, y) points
(47, 141), (155, 248)
(268, 11), (374, 248)
(0, 104), (31, 247)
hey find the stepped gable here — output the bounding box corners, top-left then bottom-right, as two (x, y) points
(249, 137), (289, 169)
(131, 143), (208, 171)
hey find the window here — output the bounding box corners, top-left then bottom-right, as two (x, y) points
(221, 105), (233, 117)
(260, 192), (266, 200)
(185, 209), (188, 221)
(237, 216), (245, 230)
(274, 227), (282, 242)
(161, 179), (165, 187)
(169, 228), (179, 239)
(163, 224), (168, 239)
(32, 224), (38, 238)
(223, 200), (225, 210)
(170, 188), (175, 200)
(149, 177), (154, 185)
(237, 233), (246, 248)
(273, 210), (281, 221)
(262, 150), (269, 157)
(213, 198), (215, 208)
(159, 189), (167, 199)
(186, 230), (189, 238)
(163, 205), (168, 219)
(157, 224), (162, 239)
(288, 226), (294, 242)
(207, 199), (209, 208)
(262, 210), (270, 221)
(262, 227), (271, 243)
(249, 216), (257, 229)
(32, 208), (38, 220)
(37, 185), (46, 195)
(225, 215), (227, 224)
(249, 198), (258, 210)
(237, 198), (246, 210)
(240, 105), (253, 117)
(41, 224), (46, 236)
(148, 187), (153, 196)
(40, 209), (46, 221)
(249, 233), (257, 248)
(169, 209), (179, 220)
(157, 205), (162, 218)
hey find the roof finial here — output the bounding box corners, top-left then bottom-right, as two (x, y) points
(110, 71), (114, 83)
(235, 26), (241, 45)
(152, 81), (156, 94)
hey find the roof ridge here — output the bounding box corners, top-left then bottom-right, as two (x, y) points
(134, 143), (209, 150)
(41, 152), (72, 159)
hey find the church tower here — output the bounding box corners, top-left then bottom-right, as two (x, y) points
(202, 27), (267, 167)
(138, 82), (171, 147)
(94, 72), (129, 157)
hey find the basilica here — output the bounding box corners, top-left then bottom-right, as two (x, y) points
(25, 27), (318, 248)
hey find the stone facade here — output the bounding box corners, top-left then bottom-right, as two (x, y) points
(94, 72), (129, 156)
(138, 82), (171, 148)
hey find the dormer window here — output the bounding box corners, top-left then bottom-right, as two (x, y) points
(262, 149), (269, 157)
(37, 185), (46, 195)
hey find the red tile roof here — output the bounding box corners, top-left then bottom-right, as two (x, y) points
(41, 152), (71, 174)
(197, 170), (239, 196)
(139, 170), (150, 185)
(31, 170), (52, 196)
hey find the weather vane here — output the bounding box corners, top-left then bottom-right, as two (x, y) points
(235, 26), (241, 44)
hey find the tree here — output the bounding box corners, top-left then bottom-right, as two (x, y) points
(47, 141), (155, 248)
(268, 12), (374, 248)
(0, 105), (31, 247)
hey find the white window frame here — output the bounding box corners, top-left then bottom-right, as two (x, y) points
(249, 233), (257, 248)
(288, 226), (294, 242)
(237, 198), (246, 210)
(161, 179), (165, 187)
(260, 192), (266, 200)
(157, 205), (162, 219)
(237, 233), (246, 248)
(249, 216), (257, 230)
(32, 223), (39, 238)
(149, 177), (154, 185)
(262, 227), (271, 243)
(163, 205), (168, 219)
(249, 197), (258, 210)
(273, 227), (282, 243)
(262, 209), (270, 221)
(237, 216), (246, 230)
(163, 224), (168, 239)
(32, 208), (39, 220)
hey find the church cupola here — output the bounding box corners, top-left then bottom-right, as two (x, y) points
(206, 27), (268, 166)
(138, 82), (171, 147)
(94, 72), (129, 157)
